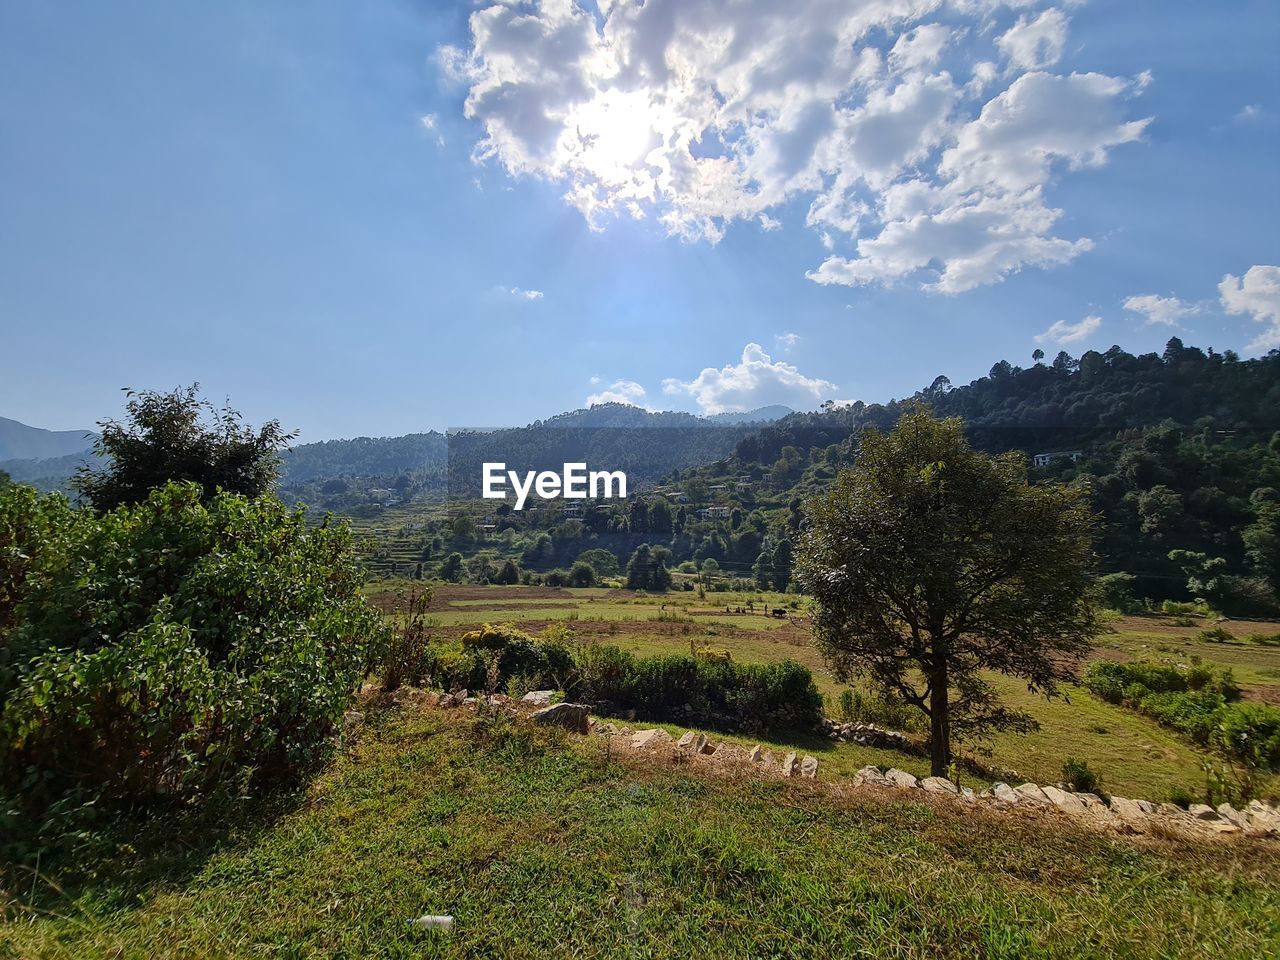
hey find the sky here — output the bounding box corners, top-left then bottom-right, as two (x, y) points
(0, 0), (1277, 441)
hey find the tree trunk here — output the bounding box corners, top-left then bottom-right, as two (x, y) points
(928, 671), (950, 778)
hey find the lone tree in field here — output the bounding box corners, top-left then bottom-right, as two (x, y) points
(797, 407), (1099, 776)
(74, 385), (295, 511)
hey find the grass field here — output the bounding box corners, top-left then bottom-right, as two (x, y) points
(366, 584), (1280, 802)
(5, 704), (1277, 959)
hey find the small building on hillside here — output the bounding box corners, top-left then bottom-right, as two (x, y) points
(1032, 450), (1083, 468)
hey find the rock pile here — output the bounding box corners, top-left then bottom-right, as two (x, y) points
(853, 765), (1280, 839)
(818, 717), (917, 752)
(624, 725), (818, 779)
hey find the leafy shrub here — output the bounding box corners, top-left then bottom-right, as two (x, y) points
(836, 688), (927, 732)
(1160, 600), (1210, 617)
(1095, 572), (1139, 614)
(1084, 657), (1276, 770)
(432, 623), (572, 694)
(1165, 786), (1195, 809)
(571, 645), (821, 733)
(568, 561), (596, 587)
(461, 623), (527, 652)
(1214, 702), (1280, 771)
(381, 588), (434, 691)
(0, 482), (387, 811)
(1196, 626), (1235, 644)
(1246, 632), (1280, 647)
(1061, 757), (1102, 795)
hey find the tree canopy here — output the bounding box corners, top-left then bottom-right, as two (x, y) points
(797, 407), (1100, 776)
(73, 385), (295, 511)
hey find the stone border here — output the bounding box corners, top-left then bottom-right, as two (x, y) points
(374, 687), (1279, 842)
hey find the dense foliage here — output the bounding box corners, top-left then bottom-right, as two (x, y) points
(73, 385), (295, 511)
(0, 482), (387, 813)
(729, 340), (1280, 607)
(397, 620), (821, 734)
(1083, 659), (1280, 771)
(798, 408), (1099, 775)
(571, 645), (822, 733)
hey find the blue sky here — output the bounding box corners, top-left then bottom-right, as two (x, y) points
(1, 0), (1277, 441)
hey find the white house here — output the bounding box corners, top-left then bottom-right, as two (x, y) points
(1032, 450), (1083, 468)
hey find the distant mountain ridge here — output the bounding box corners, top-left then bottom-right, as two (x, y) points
(0, 416), (95, 460)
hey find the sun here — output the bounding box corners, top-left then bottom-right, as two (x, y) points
(571, 89), (659, 179)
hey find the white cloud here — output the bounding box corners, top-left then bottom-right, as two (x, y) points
(662, 343), (836, 415)
(420, 113), (445, 146)
(1234, 104), (1272, 124)
(587, 379), (648, 407)
(995, 9), (1069, 71)
(774, 331), (800, 351)
(1220, 265), (1280, 352)
(509, 287), (544, 301)
(1035, 314), (1102, 345)
(888, 24), (955, 74)
(939, 72), (1151, 196)
(446, 0), (1150, 293)
(1122, 294), (1200, 327)
(588, 374), (601, 385)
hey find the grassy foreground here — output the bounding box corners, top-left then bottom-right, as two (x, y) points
(4, 703), (1277, 959)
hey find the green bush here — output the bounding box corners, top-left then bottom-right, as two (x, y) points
(381, 588), (434, 691)
(431, 623), (572, 694)
(1196, 626), (1235, 644)
(0, 482), (387, 810)
(835, 688), (927, 732)
(1083, 657), (1276, 770)
(1165, 786), (1195, 809)
(1061, 757), (1103, 796)
(570, 645), (821, 733)
(568, 561), (596, 587)
(1214, 702), (1280, 771)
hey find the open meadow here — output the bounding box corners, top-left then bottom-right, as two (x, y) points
(365, 582), (1280, 803)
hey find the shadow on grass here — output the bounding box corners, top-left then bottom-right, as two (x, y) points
(2, 767), (320, 920)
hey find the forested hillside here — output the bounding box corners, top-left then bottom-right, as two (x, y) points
(407, 340), (1280, 614)
(705, 339), (1280, 609)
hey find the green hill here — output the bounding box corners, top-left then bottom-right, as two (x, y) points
(5, 702), (1274, 958)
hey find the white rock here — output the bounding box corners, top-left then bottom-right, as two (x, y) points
(781, 752), (798, 777)
(799, 756), (819, 779)
(885, 769), (919, 789)
(1014, 783), (1051, 805)
(408, 914), (453, 930)
(1188, 803), (1220, 820)
(1042, 785), (1087, 814)
(1108, 796), (1153, 824)
(676, 731), (697, 751)
(1216, 803), (1251, 829)
(632, 729), (670, 750)
(921, 776), (959, 795)
(853, 765), (891, 788)
(991, 783), (1020, 805)
(748, 745), (764, 762)
(521, 690), (555, 705)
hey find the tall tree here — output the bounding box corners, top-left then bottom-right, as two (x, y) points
(73, 385), (294, 511)
(797, 407), (1099, 776)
